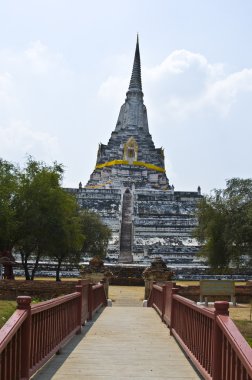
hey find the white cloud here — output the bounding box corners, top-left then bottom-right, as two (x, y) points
(144, 49), (223, 79)
(98, 76), (128, 102)
(98, 49), (252, 121)
(0, 72), (17, 109)
(0, 120), (59, 163)
(0, 41), (68, 164)
(24, 40), (65, 75)
(0, 41), (66, 76)
(205, 68), (252, 117)
(157, 66), (252, 121)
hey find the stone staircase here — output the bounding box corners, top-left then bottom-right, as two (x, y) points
(119, 190), (133, 262)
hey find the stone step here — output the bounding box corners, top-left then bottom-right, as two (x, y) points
(119, 191), (133, 262)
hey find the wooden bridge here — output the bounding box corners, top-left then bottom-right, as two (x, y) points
(0, 282), (252, 380)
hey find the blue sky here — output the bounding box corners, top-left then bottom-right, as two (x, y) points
(0, 0), (251, 193)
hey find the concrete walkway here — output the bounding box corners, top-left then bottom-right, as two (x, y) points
(33, 307), (201, 380)
(109, 285), (144, 306)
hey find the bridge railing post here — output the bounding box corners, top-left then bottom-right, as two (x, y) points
(169, 288), (179, 335)
(212, 301), (229, 380)
(161, 284), (168, 322)
(75, 285), (83, 334)
(147, 281), (156, 307)
(88, 283), (94, 321)
(17, 296), (32, 380)
(100, 280), (108, 306)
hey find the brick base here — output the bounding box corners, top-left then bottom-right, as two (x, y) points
(0, 280), (79, 300)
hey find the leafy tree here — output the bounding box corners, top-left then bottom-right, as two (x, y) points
(80, 210), (111, 259)
(194, 178), (252, 268)
(0, 157), (112, 280)
(46, 191), (84, 281)
(194, 196), (230, 268)
(15, 158), (67, 279)
(0, 159), (19, 278)
(223, 178), (252, 260)
(0, 159), (19, 253)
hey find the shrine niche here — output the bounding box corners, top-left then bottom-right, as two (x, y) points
(123, 137), (138, 164)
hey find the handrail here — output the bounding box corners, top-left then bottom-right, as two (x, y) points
(150, 284), (163, 318)
(173, 294), (215, 319)
(0, 280), (107, 380)
(216, 315), (252, 378)
(88, 282), (107, 321)
(0, 309), (27, 351)
(148, 282), (252, 380)
(31, 292), (80, 314)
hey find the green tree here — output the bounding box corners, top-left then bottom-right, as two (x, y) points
(80, 210), (111, 259)
(46, 191), (84, 281)
(0, 159), (19, 253)
(223, 178), (252, 262)
(194, 196), (230, 268)
(15, 158), (67, 279)
(194, 178), (252, 268)
(1, 157), (112, 280)
(0, 159), (19, 278)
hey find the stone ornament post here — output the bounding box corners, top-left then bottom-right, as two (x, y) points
(80, 256), (113, 298)
(142, 258), (173, 300)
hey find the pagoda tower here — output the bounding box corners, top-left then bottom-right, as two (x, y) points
(69, 37), (202, 265)
(86, 36), (170, 192)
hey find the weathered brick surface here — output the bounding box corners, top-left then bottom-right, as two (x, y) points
(0, 280), (79, 300)
(110, 265), (145, 286)
(1, 278), (251, 303)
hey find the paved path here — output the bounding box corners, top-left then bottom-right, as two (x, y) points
(33, 307), (201, 380)
(109, 285), (144, 307)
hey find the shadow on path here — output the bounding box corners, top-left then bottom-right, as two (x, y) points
(32, 307), (106, 379)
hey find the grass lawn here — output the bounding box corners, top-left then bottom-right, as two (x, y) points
(228, 304), (252, 347)
(14, 277), (247, 286)
(176, 281), (247, 286)
(15, 276), (79, 281)
(0, 300), (16, 329)
(232, 319), (252, 347)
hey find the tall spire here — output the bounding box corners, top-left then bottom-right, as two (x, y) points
(128, 35), (142, 92)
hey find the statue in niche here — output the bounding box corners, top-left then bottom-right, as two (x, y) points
(123, 137), (138, 164)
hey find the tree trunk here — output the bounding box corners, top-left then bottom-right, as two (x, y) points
(31, 252), (40, 280)
(20, 252), (31, 280)
(55, 260), (62, 282)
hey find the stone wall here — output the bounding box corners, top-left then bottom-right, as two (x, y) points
(133, 190), (201, 258)
(0, 280), (79, 300)
(0, 279), (251, 303)
(110, 265), (145, 286)
(75, 188), (122, 259)
(71, 187), (202, 265)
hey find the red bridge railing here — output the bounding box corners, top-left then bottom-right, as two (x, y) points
(148, 282), (252, 380)
(88, 282), (108, 321)
(0, 280), (107, 380)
